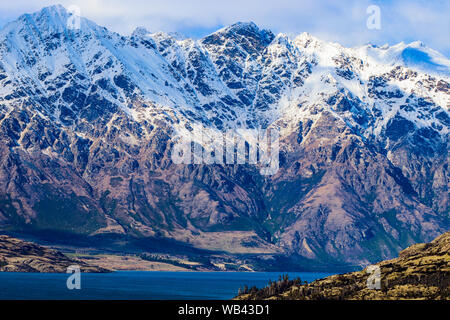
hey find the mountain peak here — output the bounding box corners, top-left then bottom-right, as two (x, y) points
(400, 46), (450, 75)
(226, 21), (259, 32)
(37, 4), (68, 15)
(131, 26), (151, 38)
(7, 4), (92, 36)
(294, 32), (321, 48)
(203, 21), (274, 50)
(22, 4), (70, 24)
(225, 21), (274, 41)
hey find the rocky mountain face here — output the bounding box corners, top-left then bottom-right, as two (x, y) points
(0, 235), (108, 272)
(236, 231), (450, 300)
(0, 5), (448, 268)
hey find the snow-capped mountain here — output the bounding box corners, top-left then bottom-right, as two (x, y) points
(0, 5), (448, 268)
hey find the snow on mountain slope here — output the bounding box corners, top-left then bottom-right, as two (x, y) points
(0, 5), (448, 267)
(0, 5), (200, 124)
(0, 5), (448, 141)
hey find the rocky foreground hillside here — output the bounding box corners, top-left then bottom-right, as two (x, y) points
(0, 5), (448, 267)
(236, 231), (450, 300)
(0, 235), (108, 272)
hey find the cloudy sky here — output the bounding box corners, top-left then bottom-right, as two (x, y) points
(0, 0), (449, 56)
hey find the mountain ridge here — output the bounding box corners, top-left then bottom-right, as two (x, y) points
(0, 5), (448, 268)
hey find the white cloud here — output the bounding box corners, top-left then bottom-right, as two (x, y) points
(0, 0), (449, 56)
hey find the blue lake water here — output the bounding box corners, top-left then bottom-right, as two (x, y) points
(0, 271), (335, 300)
